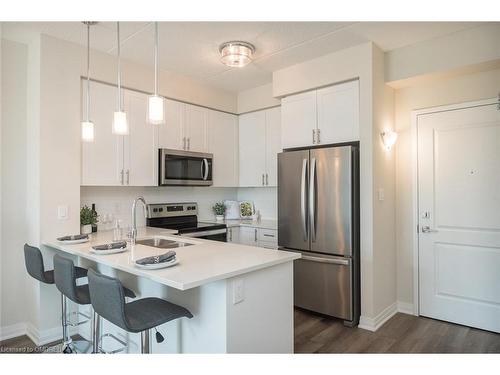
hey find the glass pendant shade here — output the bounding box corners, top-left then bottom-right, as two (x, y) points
(148, 95), (165, 124)
(81, 121), (95, 142)
(113, 111), (128, 135)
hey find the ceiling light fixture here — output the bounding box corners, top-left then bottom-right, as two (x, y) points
(81, 21), (97, 142)
(112, 22), (128, 135)
(219, 41), (255, 68)
(148, 22), (165, 125)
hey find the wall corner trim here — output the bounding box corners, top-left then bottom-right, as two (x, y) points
(358, 302), (397, 332)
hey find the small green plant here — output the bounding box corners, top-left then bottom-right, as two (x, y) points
(80, 205), (98, 226)
(212, 202), (226, 216)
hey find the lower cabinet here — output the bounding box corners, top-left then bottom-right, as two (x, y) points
(229, 227), (278, 249)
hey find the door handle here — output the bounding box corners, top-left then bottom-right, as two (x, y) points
(126, 169), (130, 185)
(301, 254), (349, 266)
(309, 157), (317, 242)
(421, 226), (438, 233)
(300, 158), (308, 241)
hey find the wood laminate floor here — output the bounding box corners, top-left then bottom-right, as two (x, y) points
(294, 308), (500, 353)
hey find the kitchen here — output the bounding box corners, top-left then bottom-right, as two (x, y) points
(1, 3), (500, 372)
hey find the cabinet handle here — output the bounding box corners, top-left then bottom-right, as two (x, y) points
(262, 174), (265, 186)
(126, 169), (130, 185)
(254, 229), (257, 242)
(120, 169), (124, 185)
(183, 137), (186, 150)
(317, 128), (321, 144)
(265, 173), (268, 186)
(187, 138), (190, 150)
(312, 129), (316, 144)
(228, 228), (232, 241)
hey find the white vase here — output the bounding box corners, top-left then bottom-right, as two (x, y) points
(81, 224), (92, 235)
(215, 215), (224, 221)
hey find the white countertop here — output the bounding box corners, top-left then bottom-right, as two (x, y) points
(199, 218), (278, 230)
(43, 226), (298, 291)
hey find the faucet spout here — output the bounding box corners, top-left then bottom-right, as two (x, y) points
(131, 196), (147, 245)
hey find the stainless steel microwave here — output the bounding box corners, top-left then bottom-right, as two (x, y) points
(158, 149), (213, 186)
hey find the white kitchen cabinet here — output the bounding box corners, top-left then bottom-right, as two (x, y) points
(317, 80), (359, 144)
(231, 226), (278, 249)
(158, 98), (184, 150)
(227, 227), (240, 243)
(208, 110), (239, 187)
(238, 226), (259, 246)
(123, 90), (158, 186)
(239, 107), (281, 187)
(81, 81), (125, 186)
(239, 111), (266, 187)
(281, 90), (317, 149)
(184, 104), (208, 152)
(281, 80), (359, 149)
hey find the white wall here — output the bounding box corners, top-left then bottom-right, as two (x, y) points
(237, 188), (277, 220)
(237, 83), (280, 114)
(394, 67), (500, 308)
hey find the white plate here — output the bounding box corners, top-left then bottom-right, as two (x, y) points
(90, 246), (127, 255)
(57, 238), (89, 245)
(135, 258), (178, 270)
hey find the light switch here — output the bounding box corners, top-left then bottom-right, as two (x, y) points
(57, 205), (69, 220)
(233, 279), (244, 304)
(378, 188), (385, 201)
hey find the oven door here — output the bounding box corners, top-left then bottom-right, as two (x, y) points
(159, 149), (213, 186)
(181, 229), (228, 242)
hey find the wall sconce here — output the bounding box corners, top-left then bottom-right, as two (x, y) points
(380, 130), (398, 151)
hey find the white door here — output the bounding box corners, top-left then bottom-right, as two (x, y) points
(418, 102), (500, 333)
(158, 99), (184, 150)
(281, 90), (317, 149)
(265, 107), (282, 186)
(208, 110), (239, 187)
(184, 104), (208, 152)
(239, 111), (266, 187)
(123, 89), (158, 186)
(317, 80), (359, 144)
(81, 81), (124, 186)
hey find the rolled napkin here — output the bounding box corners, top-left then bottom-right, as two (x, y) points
(57, 234), (89, 241)
(135, 250), (176, 265)
(92, 241), (127, 251)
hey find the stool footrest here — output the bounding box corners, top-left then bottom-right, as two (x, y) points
(98, 333), (128, 354)
(66, 311), (91, 327)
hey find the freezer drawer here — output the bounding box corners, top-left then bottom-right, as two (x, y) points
(293, 252), (352, 320)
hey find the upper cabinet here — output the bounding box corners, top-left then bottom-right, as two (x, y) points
(184, 104), (208, 152)
(158, 98), (183, 150)
(239, 107), (282, 187)
(281, 80), (359, 149)
(208, 110), (239, 187)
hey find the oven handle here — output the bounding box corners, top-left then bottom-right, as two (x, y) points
(180, 228), (227, 238)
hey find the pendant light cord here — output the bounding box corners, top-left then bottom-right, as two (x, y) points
(154, 22), (159, 96)
(117, 21), (122, 111)
(86, 23), (91, 122)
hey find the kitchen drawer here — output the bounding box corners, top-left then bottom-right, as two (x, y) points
(259, 240), (278, 250)
(258, 228), (277, 242)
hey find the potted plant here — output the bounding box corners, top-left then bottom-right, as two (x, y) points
(80, 205), (98, 234)
(212, 202), (226, 221)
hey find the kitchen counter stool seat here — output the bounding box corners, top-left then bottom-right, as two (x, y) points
(88, 269), (193, 353)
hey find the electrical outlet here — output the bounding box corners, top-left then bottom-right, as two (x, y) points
(378, 188), (385, 201)
(233, 279), (244, 304)
(57, 205), (69, 220)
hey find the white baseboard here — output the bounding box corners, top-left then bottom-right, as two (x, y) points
(397, 301), (416, 315)
(358, 302), (397, 332)
(0, 323), (27, 341)
(26, 323), (65, 346)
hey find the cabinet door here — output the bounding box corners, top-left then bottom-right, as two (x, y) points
(317, 80), (359, 144)
(208, 110), (239, 187)
(239, 111), (266, 187)
(158, 98), (184, 150)
(238, 227), (258, 246)
(123, 89), (158, 186)
(184, 104), (208, 152)
(265, 107), (282, 186)
(81, 81), (124, 186)
(281, 90), (317, 149)
(227, 227), (240, 243)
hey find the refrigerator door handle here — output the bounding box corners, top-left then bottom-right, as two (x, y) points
(300, 158), (308, 241)
(309, 157), (317, 242)
(301, 254), (350, 266)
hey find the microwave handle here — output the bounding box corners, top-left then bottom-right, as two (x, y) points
(202, 159), (209, 180)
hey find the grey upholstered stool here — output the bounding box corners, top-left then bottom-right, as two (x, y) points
(88, 269), (193, 353)
(53, 255), (136, 354)
(23, 244), (87, 353)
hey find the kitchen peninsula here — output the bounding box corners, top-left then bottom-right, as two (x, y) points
(43, 227), (300, 353)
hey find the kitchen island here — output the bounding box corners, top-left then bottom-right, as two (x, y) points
(43, 227), (300, 353)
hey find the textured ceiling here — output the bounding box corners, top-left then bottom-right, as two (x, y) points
(12, 21), (483, 92)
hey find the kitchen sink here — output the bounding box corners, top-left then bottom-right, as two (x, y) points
(135, 237), (193, 249)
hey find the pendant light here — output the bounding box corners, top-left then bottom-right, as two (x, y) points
(148, 22), (165, 125)
(112, 22), (129, 135)
(81, 21), (97, 142)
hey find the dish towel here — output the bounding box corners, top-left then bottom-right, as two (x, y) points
(57, 234), (89, 241)
(92, 241), (127, 251)
(135, 250), (176, 265)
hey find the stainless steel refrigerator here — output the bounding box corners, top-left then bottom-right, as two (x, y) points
(278, 144), (360, 326)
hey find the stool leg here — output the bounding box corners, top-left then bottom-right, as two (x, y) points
(140, 329), (151, 354)
(61, 295), (73, 353)
(92, 312), (101, 353)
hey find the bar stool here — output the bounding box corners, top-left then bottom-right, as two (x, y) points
(23, 244), (87, 353)
(88, 269), (193, 353)
(53, 254), (136, 353)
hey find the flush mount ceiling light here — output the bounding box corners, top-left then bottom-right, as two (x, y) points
(112, 22), (129, 135)
(81, 21), (98, 142)
(219, 41), (255, 68)
(381, 129), (398, 151)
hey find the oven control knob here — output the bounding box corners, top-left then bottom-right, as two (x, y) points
(159, 208), (163, 212)
(153, 208), (158, 213)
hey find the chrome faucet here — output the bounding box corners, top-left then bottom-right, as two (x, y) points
(131, 196), (147, 245)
